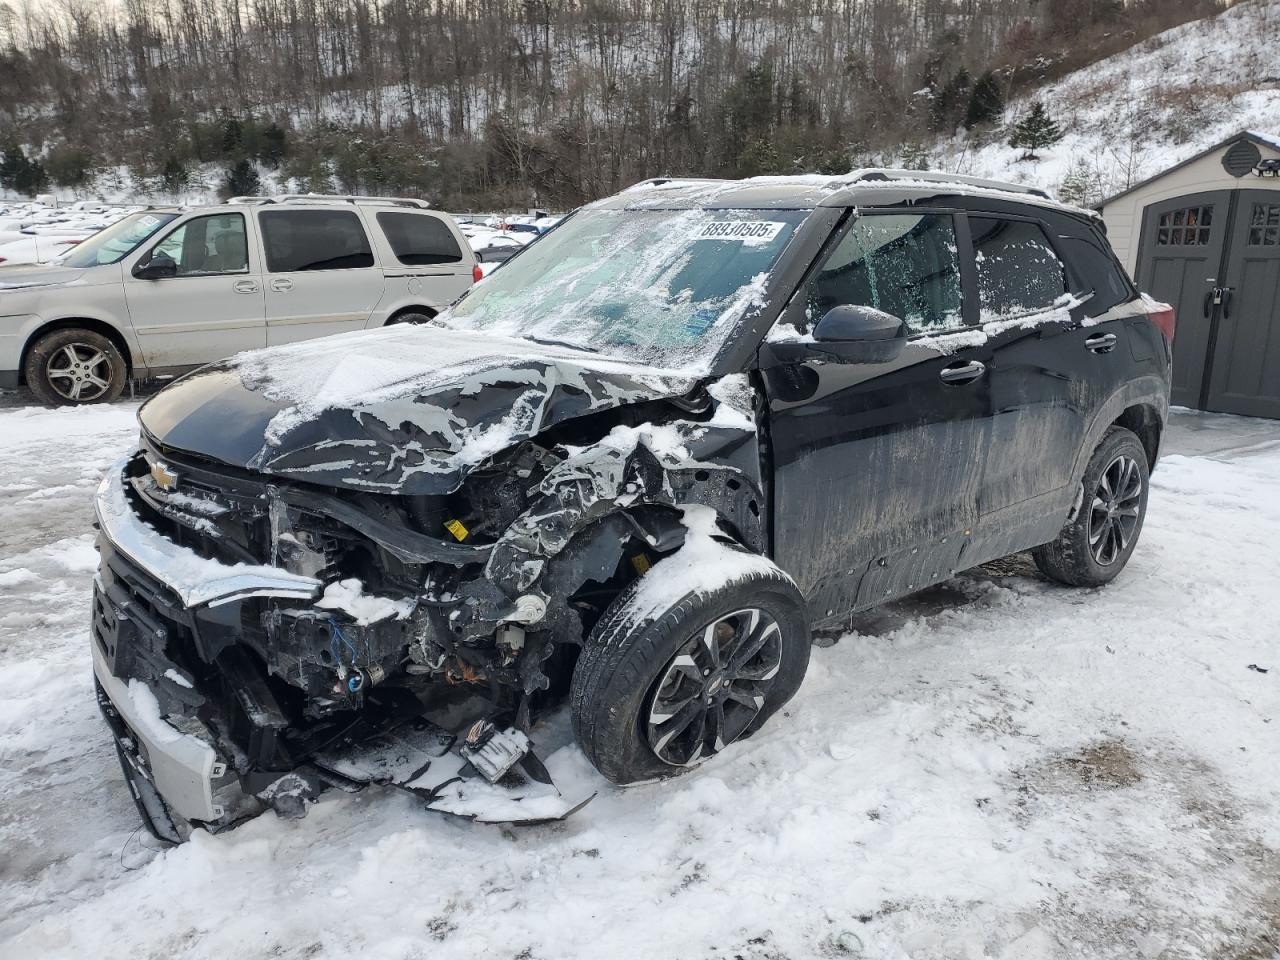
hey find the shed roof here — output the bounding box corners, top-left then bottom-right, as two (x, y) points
(1096, 130), (1280, 209)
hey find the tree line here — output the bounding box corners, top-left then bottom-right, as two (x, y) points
(0, 0), (1221, 208)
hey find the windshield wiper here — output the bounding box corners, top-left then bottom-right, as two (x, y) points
(522, 334), (598, 353)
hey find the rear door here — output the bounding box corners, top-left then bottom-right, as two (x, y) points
(124, 211), (266, 367)
(1204, 191), (1280, 418)
(373, 211), (473, 314)
(963, 209), (1142, 556)
(257, 208), (384, 346)
(764, 209), (993, 624)
(1134, 191), (1230, 408)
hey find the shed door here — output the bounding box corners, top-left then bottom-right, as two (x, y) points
(1204, 191), (1280, 419)
(1135, 191), (1230, 409)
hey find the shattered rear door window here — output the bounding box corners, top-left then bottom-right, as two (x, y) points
(443, 208), (808, 372)
(970, 216), (1067, 320)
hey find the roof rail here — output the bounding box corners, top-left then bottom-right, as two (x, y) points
(622, 177), (725, 192)
(843, 168), (1053, 200)
(275, 194), (432, 209)
(225, 194), (432, 209)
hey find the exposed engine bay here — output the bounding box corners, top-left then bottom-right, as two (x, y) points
(92, 368), (765, 841)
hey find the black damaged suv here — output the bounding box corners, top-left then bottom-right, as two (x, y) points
(92, 170), (1172, 839)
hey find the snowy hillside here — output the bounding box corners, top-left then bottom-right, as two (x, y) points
(928, 0), (1280, 203)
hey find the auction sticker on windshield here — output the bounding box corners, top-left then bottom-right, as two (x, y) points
(698, 221), (785, 244)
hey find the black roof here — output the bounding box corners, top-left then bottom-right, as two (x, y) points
(591, 169), (1098, 218)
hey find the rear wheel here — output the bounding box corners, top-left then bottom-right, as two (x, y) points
(24, 328), (127, 406)
(1033, 426), (1150, 587)
(571, 550), (810, 784)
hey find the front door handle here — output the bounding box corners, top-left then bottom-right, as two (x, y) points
(938, 360), (986, 385)
(233, 280), (258, 294)
(1084, 332), (1118, 354)
(270, 278), (294, 292)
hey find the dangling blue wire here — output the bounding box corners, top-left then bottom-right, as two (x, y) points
(328, 618), (358, 668)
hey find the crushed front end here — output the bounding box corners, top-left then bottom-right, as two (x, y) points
(91, 442), (603, 841)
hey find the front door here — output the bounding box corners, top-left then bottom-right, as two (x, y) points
(257, 208), (386, 346)
(124, 212), (266, 368)
(763, 211), (992, 626)
(1134, 191), (1230, 408)
(1204, 191), (1280, 418)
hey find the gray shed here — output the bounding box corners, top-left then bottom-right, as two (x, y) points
(1098, 130), (1280, 418)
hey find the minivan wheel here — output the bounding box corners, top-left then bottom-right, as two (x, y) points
(1032, 426), (1150, 587)
(24, 328), (127, 406)
(571, 552), (810, 785)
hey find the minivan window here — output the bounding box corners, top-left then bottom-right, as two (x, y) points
(149, 214), (248, 276)
(259, 210), (374, 272)
(377, 212), (463, 265)
(970, 216), (1067, 320)
(59, 211), (178, 268)
(806, 213), (965, 334)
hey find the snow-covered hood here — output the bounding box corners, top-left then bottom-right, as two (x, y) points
(0, 264), (87, 289)
(138, 325), (701, 495)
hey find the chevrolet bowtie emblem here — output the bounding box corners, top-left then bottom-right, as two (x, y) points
(150, 459), (179, 491)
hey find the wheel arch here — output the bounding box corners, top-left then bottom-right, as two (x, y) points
(1070, 377), (1168, 482)
(1112, 402), (1163, 470)
(20, 317), (134, 384)
(384, 304), (438, 325)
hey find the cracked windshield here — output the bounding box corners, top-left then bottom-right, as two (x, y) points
(444, 207), (807, 370)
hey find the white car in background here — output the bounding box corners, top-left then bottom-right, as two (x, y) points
(0, 195), (479, 405)
(0, 234), (89, 266)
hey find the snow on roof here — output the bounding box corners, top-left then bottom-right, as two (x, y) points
(1246, 130), (1280, 153)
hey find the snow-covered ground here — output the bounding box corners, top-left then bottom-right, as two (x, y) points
(0, 398), (1277, 960)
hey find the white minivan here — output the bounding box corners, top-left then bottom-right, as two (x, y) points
(0, 196), (481, 404)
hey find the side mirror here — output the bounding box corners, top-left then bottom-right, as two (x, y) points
(811, 304), (909, 363)
(133, 252), (177, 280)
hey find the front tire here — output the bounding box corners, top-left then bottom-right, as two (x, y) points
(24, 328), (126, 406)
(571, 550), (810, 785)
(1033, 426), (1150, 587)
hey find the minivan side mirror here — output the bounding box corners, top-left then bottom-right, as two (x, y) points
(133, 252), (178, 280)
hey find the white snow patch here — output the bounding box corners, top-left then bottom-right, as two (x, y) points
(617, 505), (789, 630)
(316, 578), (414, 625)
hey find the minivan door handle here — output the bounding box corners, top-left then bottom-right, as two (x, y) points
(938, 360), (986, 385)
(270, 278), (294, 292)
(233, 280), (259, 294)
(1084, 332), (1118, 354)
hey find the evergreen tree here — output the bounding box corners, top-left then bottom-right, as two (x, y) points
(221, 116), (244, 157)
(965, 70), (1005, 129)
(1057, 155), (1103, 207)
(15, 159), (49, 196)
(930, 68), (972, 133)
(1009, 101), (1064, 160)
(260, 123), (288, 169)
(899, 140), (931, 170)
(221, 159), (261, 198)
(161, 156), (189, 192)
(0, 144), (29, 190)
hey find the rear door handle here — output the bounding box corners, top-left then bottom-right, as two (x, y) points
(233, 280), (258, 294)
(1084, 332), (1118, 354)
(938, 360), (986, 385)
(270, 278), (294, 292)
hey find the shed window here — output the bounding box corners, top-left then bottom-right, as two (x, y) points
(1247, 203), (1280, 246)
(1156, 206), (1212, 246)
